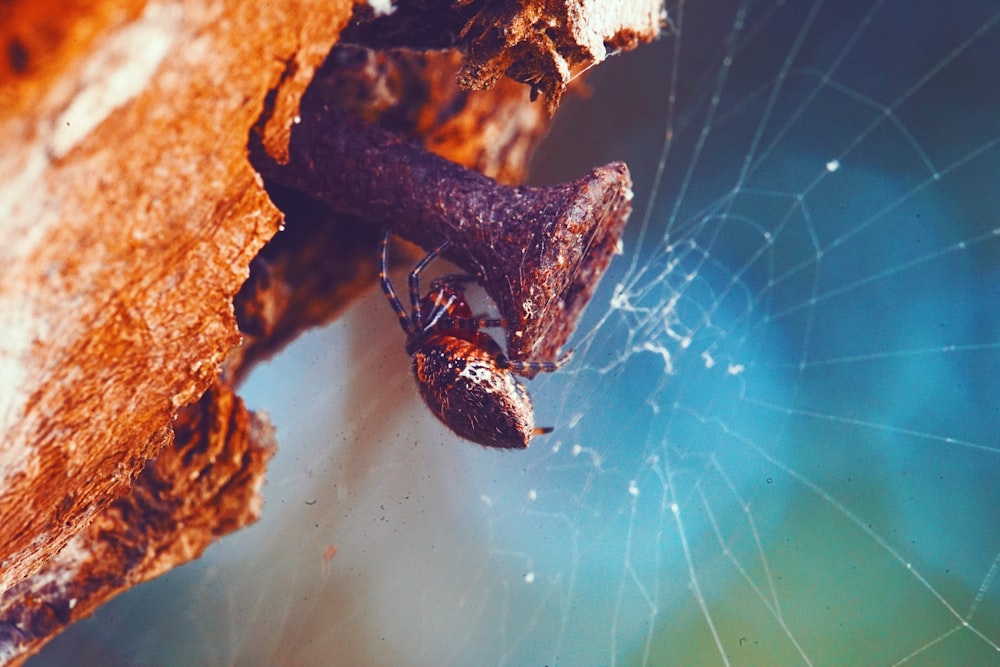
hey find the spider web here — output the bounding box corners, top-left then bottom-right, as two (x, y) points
(31, 0), (1000, 665)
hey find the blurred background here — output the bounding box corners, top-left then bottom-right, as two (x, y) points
(31, 0), (1000, 664)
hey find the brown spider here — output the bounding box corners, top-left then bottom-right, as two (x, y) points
(380, 230), (566, 449)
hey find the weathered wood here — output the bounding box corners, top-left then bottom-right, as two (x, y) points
(0, 1), (351, 661)
(0, 382), (274, 666)
(342, 0), (667, 112)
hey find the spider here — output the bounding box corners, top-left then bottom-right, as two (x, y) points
(379, 230), (566, 449)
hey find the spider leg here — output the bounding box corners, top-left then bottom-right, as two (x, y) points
(502, 349), (574, 375)
(423, 292), (458, 332)
(439, 316), (507, 330)
(430, 274), (501, 330)
(380, 230), (414, 336)
(408, 239), (451, 329)
(505, 359), (559, 375)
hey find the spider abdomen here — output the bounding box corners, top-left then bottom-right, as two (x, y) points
(412, 334), (541, 449)
(380, 230), (560, 448)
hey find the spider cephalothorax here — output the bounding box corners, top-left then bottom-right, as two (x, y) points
(380, 231), (566, 449)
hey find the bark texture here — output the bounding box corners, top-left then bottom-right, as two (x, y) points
(0, 1), (349, 662)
